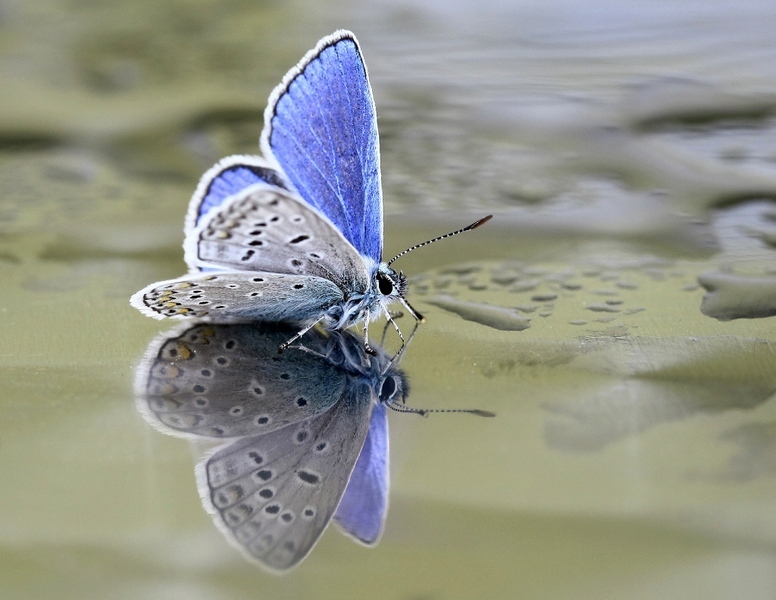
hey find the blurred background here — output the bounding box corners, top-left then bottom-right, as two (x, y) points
(2, 0), (776, 598)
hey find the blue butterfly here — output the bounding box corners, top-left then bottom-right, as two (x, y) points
(130, 30), (490, 350)
(137, 322), (405, 572)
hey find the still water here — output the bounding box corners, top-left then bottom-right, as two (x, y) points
(2, 0), (776, 598)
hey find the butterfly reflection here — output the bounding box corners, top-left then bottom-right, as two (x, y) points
(136, 322), (405, 572)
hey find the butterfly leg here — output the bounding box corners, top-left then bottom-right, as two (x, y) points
(362, 313), (378, 356)
(288, 343), (326, 360)
(382, 306), (406, 345)
(379, 311), (404, 346)
(278, 315), (326, 353)
(383, 320), (420, 375)
(400, 297), (425, 323)
(380, 305), (409, 365)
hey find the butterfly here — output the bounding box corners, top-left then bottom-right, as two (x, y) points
(130, 30), (491, 351)
(136, 322), (408, 572)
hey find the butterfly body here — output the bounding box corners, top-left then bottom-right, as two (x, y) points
(131, 31), (412, 342)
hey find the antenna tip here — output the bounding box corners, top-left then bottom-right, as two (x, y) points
(469, 409), (496, 417)
(468, 215), (493, 230)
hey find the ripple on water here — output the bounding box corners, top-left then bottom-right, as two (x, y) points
(424, 294), (531, 332)
(699, 272), (776, 321)
(412, 255), (694, 334)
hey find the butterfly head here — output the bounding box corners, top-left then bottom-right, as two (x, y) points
(378, 368), (409, 405)
(374, 263), (408, 301)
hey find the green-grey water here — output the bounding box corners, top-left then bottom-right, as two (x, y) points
(3, 0), (776, 598)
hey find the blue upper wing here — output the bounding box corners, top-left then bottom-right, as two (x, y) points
(185, 155), (289, 236)
(333, 402), (388, 545)
(261, 30), (383, 262)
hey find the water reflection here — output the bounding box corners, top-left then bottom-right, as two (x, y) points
(135, 322), (407, 572)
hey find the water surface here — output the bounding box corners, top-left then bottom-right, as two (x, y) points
(2, 0), (776, 598)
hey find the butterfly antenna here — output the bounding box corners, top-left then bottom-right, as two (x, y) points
(385, 399), (495, 418)
(387, 215), (493, 267)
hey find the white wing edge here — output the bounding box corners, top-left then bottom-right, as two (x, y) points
(193, 441), (297, 575)
(259, 30), (368, 172)
(129, 270), (257, 321)
(183, 155), (288, 264)
(131, 321), (245, 442)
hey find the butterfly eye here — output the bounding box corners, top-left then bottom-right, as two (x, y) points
(379, 376), (399, 402)
(376, 272), (393, 296)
